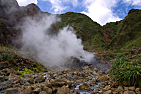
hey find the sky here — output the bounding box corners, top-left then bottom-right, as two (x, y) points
(16, 0), (141, 25)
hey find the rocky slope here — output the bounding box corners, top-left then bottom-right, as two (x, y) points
(1, 66), (140, 94)
(0, 0), (141, 94)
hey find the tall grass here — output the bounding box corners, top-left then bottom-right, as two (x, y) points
(110, 55), (141, 87)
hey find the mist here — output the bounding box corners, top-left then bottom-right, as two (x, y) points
(0, 0), (19, 14)
(16, 14), (94, 67)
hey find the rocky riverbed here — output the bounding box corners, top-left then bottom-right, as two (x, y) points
(0, 65), (140, 94)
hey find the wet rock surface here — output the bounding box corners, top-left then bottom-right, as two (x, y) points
(0, 65), (140, 94)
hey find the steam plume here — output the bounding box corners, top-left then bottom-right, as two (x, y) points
(16, 14), (94, 67)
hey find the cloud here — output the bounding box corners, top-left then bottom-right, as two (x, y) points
(82, 0), (121, 25)
(42, 0), (78, 13)
(123, 0), (141, 6)
(16, 0), (38, 6)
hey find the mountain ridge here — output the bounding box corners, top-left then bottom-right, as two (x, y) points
(0, 0), (141, 51)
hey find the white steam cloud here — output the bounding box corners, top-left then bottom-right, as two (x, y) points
(16, 14), (94, 67)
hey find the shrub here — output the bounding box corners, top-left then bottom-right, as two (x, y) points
(110, 55), (141, 87)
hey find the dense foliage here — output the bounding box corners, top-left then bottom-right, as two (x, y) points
(56, 12), (106, 51)
(110, 55), (141, 87)
(108, 9), (141, 49)
(52, 9), (141, 51)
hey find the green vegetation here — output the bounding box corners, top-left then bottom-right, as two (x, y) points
(108, 9), (141, 49)
(55, 12), (106, 51)
(17, 68), (34, 77)
(0, 45), (46, 73)
(52, 9), (141, 51)
(110, 55), (141, 87)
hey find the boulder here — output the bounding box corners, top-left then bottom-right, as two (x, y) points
(98, 75), (109, 82)
(20, 87), (33, 94)
(0, 61), (9, 69)
(124, 87), (129, 91)
(33, 88), (42, 94)
(112, 92), (118, 94)
(39, 91), (47, 94)
(51, 79), (67, 87)
(124, 91), (135, 94)
(43, 86), (52, 94)
(23, 73), (33, 78)
(0, 76), (5, 82)
(45, 82), (52, 88)
(95, 88), (100, 93)
(117, 86), (123, 92)
(103, 90), (112, 94)
(5, 88), (20, 94)
(57, 85), (72, 94)
(35, 76), (45, 83)
(129, 86), (135, 91)
(9, 73), (21, 83)
(135, 88), (140, 93)
(104, 85), (111, 90)
(79, 83), (90, 90)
